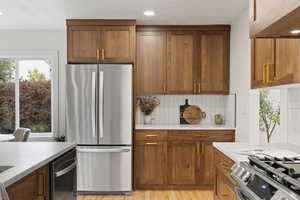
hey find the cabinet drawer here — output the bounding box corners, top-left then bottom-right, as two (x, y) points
(168, 130), (235, 142)
(135, 130), (168, 141)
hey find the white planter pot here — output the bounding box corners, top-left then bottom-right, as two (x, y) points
(144, 115), (153, 124)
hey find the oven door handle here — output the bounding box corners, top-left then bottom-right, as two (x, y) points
(55, 162), (77, 178)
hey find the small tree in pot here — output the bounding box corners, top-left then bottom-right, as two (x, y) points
(259, 90), (280, 143)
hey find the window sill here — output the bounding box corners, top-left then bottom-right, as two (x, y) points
(28, 134), (55, 142)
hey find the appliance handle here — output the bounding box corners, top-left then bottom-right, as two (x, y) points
(78, 148), (130, 153)
(99, 71), (104, 140)
(91, 72), (96, 139)
(55, 162), (76, 178)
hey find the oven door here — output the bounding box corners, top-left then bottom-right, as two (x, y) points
(51, 149), (77, 200)
(235, 186), (262, 200)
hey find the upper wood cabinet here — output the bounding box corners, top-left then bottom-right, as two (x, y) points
(251, 38), (300, 89)
(197, 32), (229, 94)
(67, 26), (99, 63)
(250, 0), (300, 38)
(136, 26), (230, 95)
(136, 31), (167, 95)
(166, 31), (195, 94)
(67, 20), (136, 63)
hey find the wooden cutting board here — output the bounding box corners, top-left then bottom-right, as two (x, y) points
(180, 99), (206, 124)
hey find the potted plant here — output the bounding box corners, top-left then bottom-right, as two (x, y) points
(137, 96), (160, 124)
(259, 90), (280, 143)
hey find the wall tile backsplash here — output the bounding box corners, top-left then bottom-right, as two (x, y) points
(136, 95), (236, 127)
(287, 88), (300, 145)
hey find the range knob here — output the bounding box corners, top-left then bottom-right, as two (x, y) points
(241, 171), (251, 182)
(236, 167), (246, 178)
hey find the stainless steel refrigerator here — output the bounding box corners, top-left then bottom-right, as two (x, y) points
(66, 64), (132, 194)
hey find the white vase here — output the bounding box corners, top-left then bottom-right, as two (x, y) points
(144, 115), (153, 125)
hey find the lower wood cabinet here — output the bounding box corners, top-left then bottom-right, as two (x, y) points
(134, 130), (235, 189)
(214, 149), (236, 200)
(7, 165), (49, 200)
(134, 141), (168, 186)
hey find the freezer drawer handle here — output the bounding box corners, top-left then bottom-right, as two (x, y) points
(55, 162), (76, 178)
(78, 148), (130, 153)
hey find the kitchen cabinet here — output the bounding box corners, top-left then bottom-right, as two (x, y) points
(7, 165), (49, 200)
(249, 0), (300, 37)
(136, 31), (167, 95)
(168, 141), (199, 185)
(166, 31), (195, 94)
(251, 38), (300, 89)
(214, 149), (236, 200)
(134, 129), (235, 189)
(136, 26), (230, 95)
(197, 32), (229, 94)
(67, 19), (136, 63)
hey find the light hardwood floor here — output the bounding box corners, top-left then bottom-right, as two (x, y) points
(77, 190), (214, 200)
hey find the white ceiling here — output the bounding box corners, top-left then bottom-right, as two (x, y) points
(0, 0), (248, 30)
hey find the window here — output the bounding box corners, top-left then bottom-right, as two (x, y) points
(0, 52), (58, 136)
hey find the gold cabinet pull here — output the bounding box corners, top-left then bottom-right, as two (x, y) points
(263, 64), (267, 84)
(196, 143), (200, 153)
(96, 49), (100, 61)
(146, 142), (158, 145)
(146, 134), (158, 137)
(193, 83), (197, 94)
(163, 82), (167, 94)
(101, 49), (105, 60)
(198, 83), (201, 94)
(266, 63), (274, 84)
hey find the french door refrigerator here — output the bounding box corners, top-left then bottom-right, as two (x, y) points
(66, 64), (132, 194)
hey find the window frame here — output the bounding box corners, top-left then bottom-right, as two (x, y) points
(0, 50), (59, 138)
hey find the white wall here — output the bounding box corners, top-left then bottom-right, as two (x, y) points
(230, 8), (260, 143)
(0, 30), (67, 137)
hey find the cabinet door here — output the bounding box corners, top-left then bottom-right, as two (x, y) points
(134, 141), (168, 186)
(275, 39), (300, 85)
(251, 39), (275, 88)
(166, 31), (195, 94)
(7, 165), (49, 200)
(198, 32), (229, 94)
(201, 142), (215, 186)
(136, 31), (167, 95)
(214, 168), (236, 200)
(100, 26), (135, 62)
(67, 26), (99, 63)
(168, 141), (199, 185)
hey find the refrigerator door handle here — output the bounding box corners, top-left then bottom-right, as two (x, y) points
(91, 72), (96, 139)
(99, 71), (104, 140)
(78, 148), (130, 153)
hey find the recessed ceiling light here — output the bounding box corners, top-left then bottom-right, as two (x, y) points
(0, 11), (3, 16)
(290, 29), (300, 34)
(144, 10), (155, 17)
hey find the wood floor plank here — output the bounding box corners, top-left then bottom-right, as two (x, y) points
(77, 190), (213, 200)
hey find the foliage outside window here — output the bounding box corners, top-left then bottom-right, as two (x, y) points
(259, 90), (280, 143)
(0, 57), (53, 135)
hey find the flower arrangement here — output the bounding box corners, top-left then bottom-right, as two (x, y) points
(137, 96), (160, 116)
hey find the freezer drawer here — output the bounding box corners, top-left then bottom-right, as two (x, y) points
(77, 146), (132, 193)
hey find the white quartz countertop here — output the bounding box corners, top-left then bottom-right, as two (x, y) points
(135, 124), (236, 130)
(0, 142), (76, 187)
(213, 142), (300, 163)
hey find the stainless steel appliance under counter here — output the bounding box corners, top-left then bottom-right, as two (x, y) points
(66, 64), (133, 194)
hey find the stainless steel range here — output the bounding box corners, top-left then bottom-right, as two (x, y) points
(232, 155), (300, 200)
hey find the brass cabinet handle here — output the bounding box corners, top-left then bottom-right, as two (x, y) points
(101, 49), (105, 60)
(163, 82), (167, 94)
(193, 83), (197, 94)
(263, 64), (267, 84)
(146, 134), (158, 137)
(146, 142), (158, 145)
(196, 143), (200, 153)
(198, 83), (201, 94)
(266, 63), (274, 84)
(96, 49), (100, 61)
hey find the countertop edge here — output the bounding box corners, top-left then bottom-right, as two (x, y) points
(3, 143), (77, 187)
(135, 126), (236, 130)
